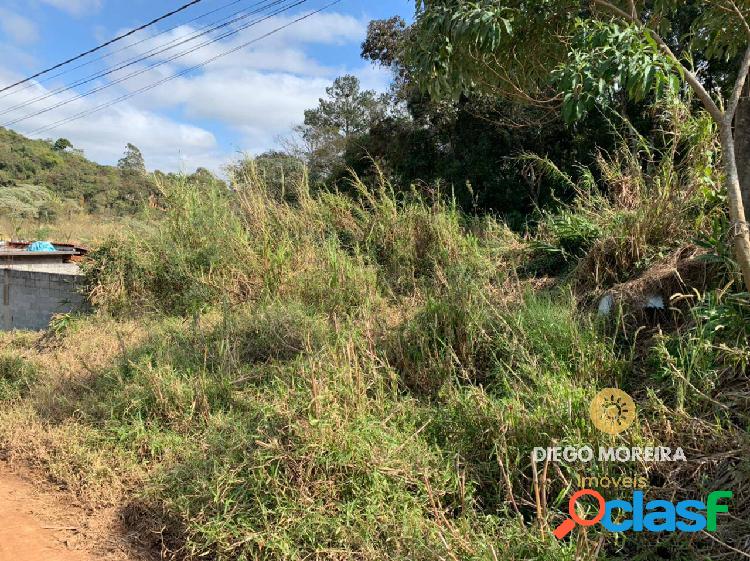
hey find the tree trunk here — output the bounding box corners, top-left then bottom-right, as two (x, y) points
(734, 81), (750, 222)
(720, 124), (750, 294)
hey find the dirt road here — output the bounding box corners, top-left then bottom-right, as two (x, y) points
(0, 462), (145, 561)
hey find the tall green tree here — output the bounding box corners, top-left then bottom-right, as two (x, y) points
(355, 15), (618, 217)
(408, 0), (750, 292)
(293, 75), (388, 179)
(117, 142), (146, 175)
(53, 138), (73, 152)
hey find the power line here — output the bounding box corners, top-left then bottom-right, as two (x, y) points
(29, 1), (341, 136)
(0, 0), (206, 94)
(0, 0), (259, 103)
(0, 0), (287, 119)
(2, 0), (301, 128)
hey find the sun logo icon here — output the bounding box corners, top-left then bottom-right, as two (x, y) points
(590, 388), (636, 435)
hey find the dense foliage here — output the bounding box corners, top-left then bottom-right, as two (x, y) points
(286, 14), (648, 221)
(1, 3), (749, 561)
(4, 122), (749, 558)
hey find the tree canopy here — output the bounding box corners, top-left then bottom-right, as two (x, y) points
(407, 0), (750, 291)
(0, 128), (155, 216)
(408, 1), (750, 103)
(53, 138), (73, 152)
(117, 143), (147, 175)
(293, 75), (389, 180)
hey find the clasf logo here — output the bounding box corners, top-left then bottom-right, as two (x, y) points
(553, 489), (732, 539)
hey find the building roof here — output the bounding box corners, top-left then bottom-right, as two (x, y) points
(0, 241), (88, 262)
(0, 250), (75, 257)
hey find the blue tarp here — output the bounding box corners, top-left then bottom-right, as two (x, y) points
(28, 241), (56, 252)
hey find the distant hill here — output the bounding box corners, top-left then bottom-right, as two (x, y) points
(0, 127), (154, 218)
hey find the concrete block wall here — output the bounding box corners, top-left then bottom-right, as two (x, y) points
(1, 269), (87, 331)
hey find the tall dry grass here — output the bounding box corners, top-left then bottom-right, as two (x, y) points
(1, 114), (748, 561)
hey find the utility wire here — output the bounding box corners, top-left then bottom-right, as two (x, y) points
(29, 0), (341, 136)
(2, 0), (300, 128)
(0, 0), (206, 94)
(0, 0), (258, 102)
(0, 0), (284, 118)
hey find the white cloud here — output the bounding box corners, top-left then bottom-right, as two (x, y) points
(103, 61), (389, 157)
(141, 69), (330, 136)
(355, 63), (394, 93)
(108, 11), (366, 77)
(0, 8), (40, 45)
(38, 0), (102, 16)
(128, 61), (391, 152)
(0, 42), (38, 69)
(53, 106), (221, 173)
(269, 11), (365, 45)
(0, 9), (391, 173)
(0, 67), (223, 173)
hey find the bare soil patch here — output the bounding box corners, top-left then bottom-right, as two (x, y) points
(0, 460), (151, 561)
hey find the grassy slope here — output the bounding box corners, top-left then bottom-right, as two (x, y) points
(0, 116), (748, 560)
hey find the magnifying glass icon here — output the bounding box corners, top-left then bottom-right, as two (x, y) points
(553, 489), (606, 539)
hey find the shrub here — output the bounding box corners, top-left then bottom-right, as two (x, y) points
(523, 102), (721, 288)
(10, 131), (745, 561)
(229, 301), (331, 365)
(387, 266), (500, 394)
(86, 178), (254, 315)
(651, 290), (750, 419)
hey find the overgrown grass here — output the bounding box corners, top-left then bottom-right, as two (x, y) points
(0, 210), (145, 247)
(525, 101), (722, 287)
(1, 127), (748, 561)
(0, 352), (37, 401)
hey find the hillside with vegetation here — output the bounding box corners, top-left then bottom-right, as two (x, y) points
(0, 128), (155, 219)
(1, 2), (750, 561)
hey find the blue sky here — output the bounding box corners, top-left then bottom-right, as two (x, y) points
(0, 0), (412, 172)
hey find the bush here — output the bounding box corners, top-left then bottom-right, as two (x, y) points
(523, 102), (720, 288)
(229, 301), (331, 365)
(86, 178), (254, 315)
(387, 266), (499, 394)
(651, 290), (750, 419)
